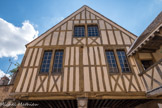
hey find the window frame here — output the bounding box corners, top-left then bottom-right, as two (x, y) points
(52, 50), (64, 74)
(39, 50), (53, 74)
(87, 25), (100, 37)
(116, 50), (131, 73)
(73, 24), (100, 38)
(73, 25), (86, 38)
(105, 50), (119, 73)
(38, 48), (65, 75)
(105, 47), (132, 74)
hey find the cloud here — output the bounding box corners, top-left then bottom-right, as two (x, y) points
(0, 18), (39, 59)
(0, 69), (10, 79)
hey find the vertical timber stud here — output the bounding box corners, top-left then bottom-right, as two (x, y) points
(77, 97), (88, 108)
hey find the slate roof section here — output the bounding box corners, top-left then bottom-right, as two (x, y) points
(128, 11), (162, 55)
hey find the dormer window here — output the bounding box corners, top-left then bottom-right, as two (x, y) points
(88, 25), (99, 37)
(74, 26), (85, 37)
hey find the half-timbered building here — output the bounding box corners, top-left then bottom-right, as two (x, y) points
(10, 6), (162, 108)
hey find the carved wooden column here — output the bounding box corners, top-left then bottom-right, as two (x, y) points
(77, 97), (88, 108)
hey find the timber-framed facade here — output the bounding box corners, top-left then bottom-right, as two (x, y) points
(8, 6), (162, 108)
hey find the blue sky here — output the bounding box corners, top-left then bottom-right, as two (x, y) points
(0, 0), (162, 77)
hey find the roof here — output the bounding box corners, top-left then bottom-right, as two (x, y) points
(128, 11), (162, 55)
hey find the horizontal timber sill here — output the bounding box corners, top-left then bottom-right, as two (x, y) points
(10, 92), (156, 100)
(139, 59), (162, 76)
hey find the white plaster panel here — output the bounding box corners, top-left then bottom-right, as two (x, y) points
(30, 48), (38, 66)
(35, 48), (42, 66)
(61, 23), (66, 30)
(74, 20), (79, 24)
(65, 31), (72, 45)
(101, 30), (108, 45)
(67, 21), (73, 30)
(80, 20), (85, 24)
(75, 67), (80, 91)
(70, 47), (74, 65)
(81, 10), (85, 19)
(92, 20), (97, 23)
(122, 33), (131, 45)
(108, 31), (116, 45)
(22, 68), (33, 92)
(97, 67), (104, 92)
(106, 23), (112, 29)
(51, 32), (59, 45)
(58, 31), (65, 45)
(75, 47), (79, 65)
(83, 47), (89, 65)
(65, 47), (70, 66)
(76, 13), (80, 19)
(94, 47), (100, 65)
(36, 40), (43, 46)
(63, 67), (68, 92)
(103, 67), (111, 91)
(91, 13), (95, 19)
(99, 46), (106, 65)
(114, 31), (123, 45)
(44, 34), (51, 46)
(99, 20), (105, 29)
(69, 67), (74, 92)
(24, 48), (33, 67)
(87, 20), (91, 23)
(84, 67), (90, 91)
(15, 68), (26, 92)
(86, 11), (90, 19)
(91, 67), (98, 92)
(29, 68), (37, 92)
(89, 47), (94, 65)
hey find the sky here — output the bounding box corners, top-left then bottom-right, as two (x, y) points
(0, 0), (162, 78)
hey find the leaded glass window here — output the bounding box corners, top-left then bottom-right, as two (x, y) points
(40, 51), (52, 73)
(74, 26), (85, 37)
(117, 50), (131, 73)
(52, 50), (64, 74)
(88, 25), (99, 37)
(105, 50), (118, 73)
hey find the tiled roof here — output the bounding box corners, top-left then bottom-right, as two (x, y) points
(128, 11), (162, 55)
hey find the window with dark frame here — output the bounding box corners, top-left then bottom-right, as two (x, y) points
(105, 50), (119, 73)
(74, 26), (85, 37)
(40, 51), (52, 73)
(52, 50), (64, 74)
(117, 50), (131, 73)
(88, 25), (99, 37)
(141, 60), (153, 70)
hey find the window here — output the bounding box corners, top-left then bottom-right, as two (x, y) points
(52, 50), (64, 74)
(88, 25), (99, 37)
(141, 60), (153, 70)
(40, 51), (52, 73)
(117, 51), (131, 73)
(74, 26), (85, 37)
(105, 50), (118, 73)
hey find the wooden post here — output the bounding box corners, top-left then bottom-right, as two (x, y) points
(77, 97), (88, 108)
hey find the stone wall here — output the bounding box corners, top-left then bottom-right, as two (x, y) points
(0, 85), (13, 102)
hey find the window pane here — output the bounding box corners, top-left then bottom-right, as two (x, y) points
(88, 25), (99, 37)
(117, 50), (131, 73)
(52, 50), (64, 74)
(74, 26), (85, 37)
(105, 50), (118, 73)
(40, 51), (52, 73)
